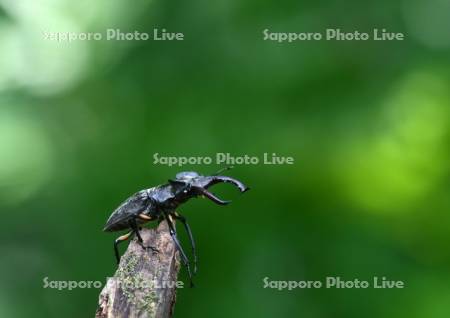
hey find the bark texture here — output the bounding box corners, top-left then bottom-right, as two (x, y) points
(96, 221), (180, 318)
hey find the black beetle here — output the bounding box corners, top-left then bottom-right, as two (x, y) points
(103, 168), (249, 286)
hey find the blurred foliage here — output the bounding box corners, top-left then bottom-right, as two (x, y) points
(0, 0), (450, 317)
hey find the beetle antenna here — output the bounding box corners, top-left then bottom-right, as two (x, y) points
(212, 166), (234, 176)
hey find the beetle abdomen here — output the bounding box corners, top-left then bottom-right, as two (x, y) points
(103, 190), (150, 232)
(103, 217), (132, 232)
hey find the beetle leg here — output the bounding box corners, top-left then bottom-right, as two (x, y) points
(139, 213), (152, 220)
(164, 213), (194, 287)
(129, 218), (159, 254)
(130, 218), (144, 243)
(173, 212), (198, 275)
(114, 231), (133, 264)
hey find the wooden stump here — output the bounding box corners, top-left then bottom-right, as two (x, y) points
(96, 221), (180, 318)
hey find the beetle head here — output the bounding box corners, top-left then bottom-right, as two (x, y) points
(168, 171), (249, 205)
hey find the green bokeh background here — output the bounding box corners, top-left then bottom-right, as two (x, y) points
(1, 0), (450, 317)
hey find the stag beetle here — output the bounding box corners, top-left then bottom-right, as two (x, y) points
(103, 168), (249, 286)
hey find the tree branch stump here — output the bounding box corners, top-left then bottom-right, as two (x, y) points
(96, 221), (180, 318)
